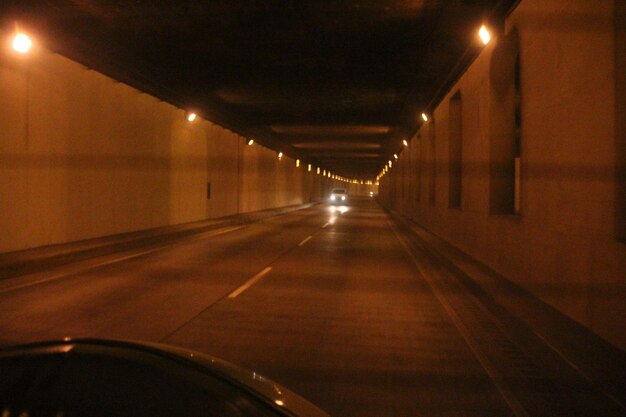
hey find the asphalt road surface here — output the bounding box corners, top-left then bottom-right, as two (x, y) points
(0, 197), (622, 417)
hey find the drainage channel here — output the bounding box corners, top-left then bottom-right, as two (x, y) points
(390, 218), (624, 417)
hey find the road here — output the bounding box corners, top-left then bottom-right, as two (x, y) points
(0, 197), (622, 417)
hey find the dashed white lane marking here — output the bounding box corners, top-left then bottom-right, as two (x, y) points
(298, 235), (313, 246)
(322, 222), (330, 228)
(228, 266), (273, 299)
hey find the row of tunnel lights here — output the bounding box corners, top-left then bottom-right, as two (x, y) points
(10, 31), (366, 184)
(374, 111), (429, 181)
(187, 116), (372, 185)
(10, 24), (492, 185)
(376, 25), (492, 182)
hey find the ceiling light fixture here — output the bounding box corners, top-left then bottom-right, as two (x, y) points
(479, 25), (491, 45)
(12, 33), (32, 54)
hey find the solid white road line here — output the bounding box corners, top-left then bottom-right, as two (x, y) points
(388, 220), (529, 417)
(0, 225), (246, 294)
(228, 266), (273, 299)
(298, 235), (313, 246)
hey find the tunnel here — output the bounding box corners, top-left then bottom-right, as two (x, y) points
(0, 1), (625, 416)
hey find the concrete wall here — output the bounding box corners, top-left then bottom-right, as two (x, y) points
(378, 0), (626, 350)
(0, 38), (335, 254)
(615, 0), (626, 243)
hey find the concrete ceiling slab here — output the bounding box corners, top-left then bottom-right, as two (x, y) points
(1, 0), (518, 178)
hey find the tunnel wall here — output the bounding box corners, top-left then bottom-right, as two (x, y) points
(0, 41), (337, 254)
(378, 0), (626, 350)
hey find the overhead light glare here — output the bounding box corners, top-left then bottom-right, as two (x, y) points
(296, 159), (300, 167)
(421, 113), (429, 122)
(186, 112), (197, 122)
(308, 164), (312, 172)
(12, 33), (32, 54)
(247, 139), (254, 146)
(394, 154), (398, 160)
(278, 152), (283, 160)
(403, 140), (409, 147)
(479, 25), (491, 45)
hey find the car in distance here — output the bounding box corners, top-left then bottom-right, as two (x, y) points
(329, 188), (347, 204)
(0, 338), (330, 417)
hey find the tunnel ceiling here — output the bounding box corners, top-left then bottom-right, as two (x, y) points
(2, 0), (517, 179)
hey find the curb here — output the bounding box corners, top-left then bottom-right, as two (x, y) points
(0, 203), (318, 280)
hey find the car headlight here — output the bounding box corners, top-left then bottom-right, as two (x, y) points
(330, 195), (336, 201)
(341, 196), (346, 201)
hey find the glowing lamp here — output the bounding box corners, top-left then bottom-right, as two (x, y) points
(479, 25), (491, 45)
(12, 33), (32, 54)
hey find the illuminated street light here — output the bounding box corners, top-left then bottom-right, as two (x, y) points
(421, 113), (429, 122)
(317, 167), (320, 175)
(403, 140), (408, 147)
(186, 112), (197, 122)
(278, 152), (283, 160)
(247, 139), (254, 145)
(12, 33), (32, 54)
(394, 154), (398, 160)
(296, 159), (300, 167)
(388, 160), (392, 167)
(479, 25), (491, 45)
(308, 164), (312, 172)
